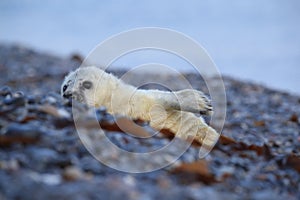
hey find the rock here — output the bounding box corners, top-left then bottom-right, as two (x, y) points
(27, 171), (62, 185)
(62, 166), (91, 181)
(289, 114), (298, 123)
(0, 159), (19, 171)
(79, 156), (104, 174)
(0, 86), (12, 96)
(3, 95), (26, 107)
(0, 123), (44, 145)
(26, 147), (59, 168)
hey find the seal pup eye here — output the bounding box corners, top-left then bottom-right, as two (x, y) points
(63, 85), (68, 92)
(82, 81), (92, 89)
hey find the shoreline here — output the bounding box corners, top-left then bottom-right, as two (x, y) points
(0, 43), (299, 199)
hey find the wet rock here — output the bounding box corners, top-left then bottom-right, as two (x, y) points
(27, 171), (62, 186)
(62, 166), (91, 181)
(27, 94), (38, 104)
(79, 156), (104, 174)
(0, 123), (44, 145)
(3, 95), (26, 106)
(0, 159), (19, 171)
(0, 86), (12, 96)
(37, 104), (70, 119)
(289, 114), (298, 123)
(26, 147), (60, 169)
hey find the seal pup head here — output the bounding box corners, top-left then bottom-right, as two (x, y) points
(61, 66), (104, 106)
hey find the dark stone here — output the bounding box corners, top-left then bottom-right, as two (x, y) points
(4, 123), (45, 138)
(0, 86), (12, 96)
(0, 123), (44, 145)
(3, 96), (26, 106)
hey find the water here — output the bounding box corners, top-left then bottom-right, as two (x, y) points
(0, 0), (299, 94)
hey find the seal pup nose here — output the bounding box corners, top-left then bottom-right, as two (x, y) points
(63, 91), (72, 98)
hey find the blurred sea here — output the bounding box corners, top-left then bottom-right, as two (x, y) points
(0, 0), (299, 94)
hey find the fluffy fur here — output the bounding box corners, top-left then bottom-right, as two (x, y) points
(61, 66), (219, 147)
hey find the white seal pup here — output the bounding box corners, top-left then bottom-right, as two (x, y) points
(61, 66), (219, 147)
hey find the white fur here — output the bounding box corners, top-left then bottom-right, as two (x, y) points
(61, 66), (219, 146)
